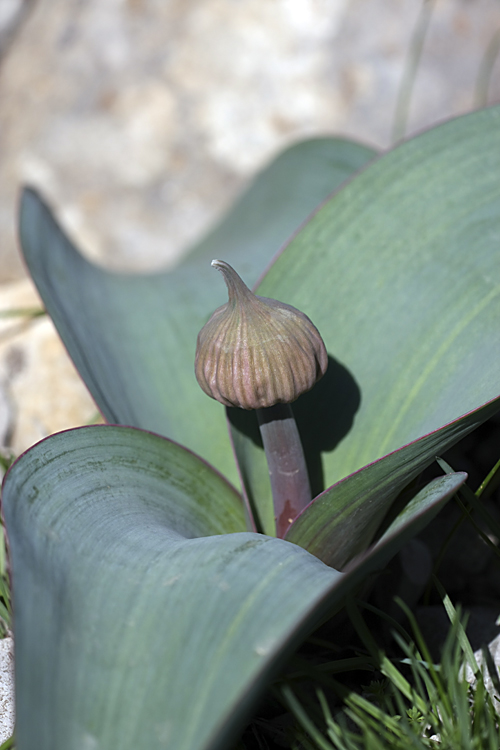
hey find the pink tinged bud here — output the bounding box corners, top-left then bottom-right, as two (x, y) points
(195, 260), (328, 410)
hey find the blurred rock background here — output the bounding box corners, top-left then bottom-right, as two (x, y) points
(0, 0), (499, 454)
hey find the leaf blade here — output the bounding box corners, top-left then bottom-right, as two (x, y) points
(231, 105), (500, 541)
(2, 426), (462, 750)
(19, 138), (375, 487)
(286, 398), (498, 567)
(3, 426), (339, 750)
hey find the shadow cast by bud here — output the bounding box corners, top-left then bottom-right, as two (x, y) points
(294, 354), (361, 496)
(227, 355), (361, 499)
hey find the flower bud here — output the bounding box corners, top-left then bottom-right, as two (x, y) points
(195, 260), (328, 410)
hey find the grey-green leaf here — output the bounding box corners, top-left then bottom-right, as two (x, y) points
(285, 398), (499, 567)
(230, 105), (500, 542)
(1, 425), (464, 750)
(19, 138), (375, 490)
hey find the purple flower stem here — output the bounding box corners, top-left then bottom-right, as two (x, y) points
(257, 403), (312, 538)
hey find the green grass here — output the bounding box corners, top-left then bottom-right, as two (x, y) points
(274, 597), (500, 750)
(0, 521), (11, 638)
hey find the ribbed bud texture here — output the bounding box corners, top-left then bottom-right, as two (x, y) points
(195, 260), (328, 410)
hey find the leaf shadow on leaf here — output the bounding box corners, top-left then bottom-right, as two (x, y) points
(227, 354), (361, 498)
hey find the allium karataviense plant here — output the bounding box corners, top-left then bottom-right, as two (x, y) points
(2, 106), (500, 750)
(195, 259), (328, 537)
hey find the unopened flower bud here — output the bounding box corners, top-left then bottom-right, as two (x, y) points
(195, 260), (328, 410)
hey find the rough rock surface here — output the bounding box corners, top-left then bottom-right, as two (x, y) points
(0, 279), (100, 458)
(0, 0), (499, 279)
(0, 638), (14, 743)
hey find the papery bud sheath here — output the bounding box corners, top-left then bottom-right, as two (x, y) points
(195, 260), (328, 410)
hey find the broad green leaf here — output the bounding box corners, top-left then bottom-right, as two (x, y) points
(344, 470), (467, 575)
(285, 398), (499, 568)
(2, 425), (464, 750)
(230, 105), (500, 541)
(19, 138), (374, 491)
